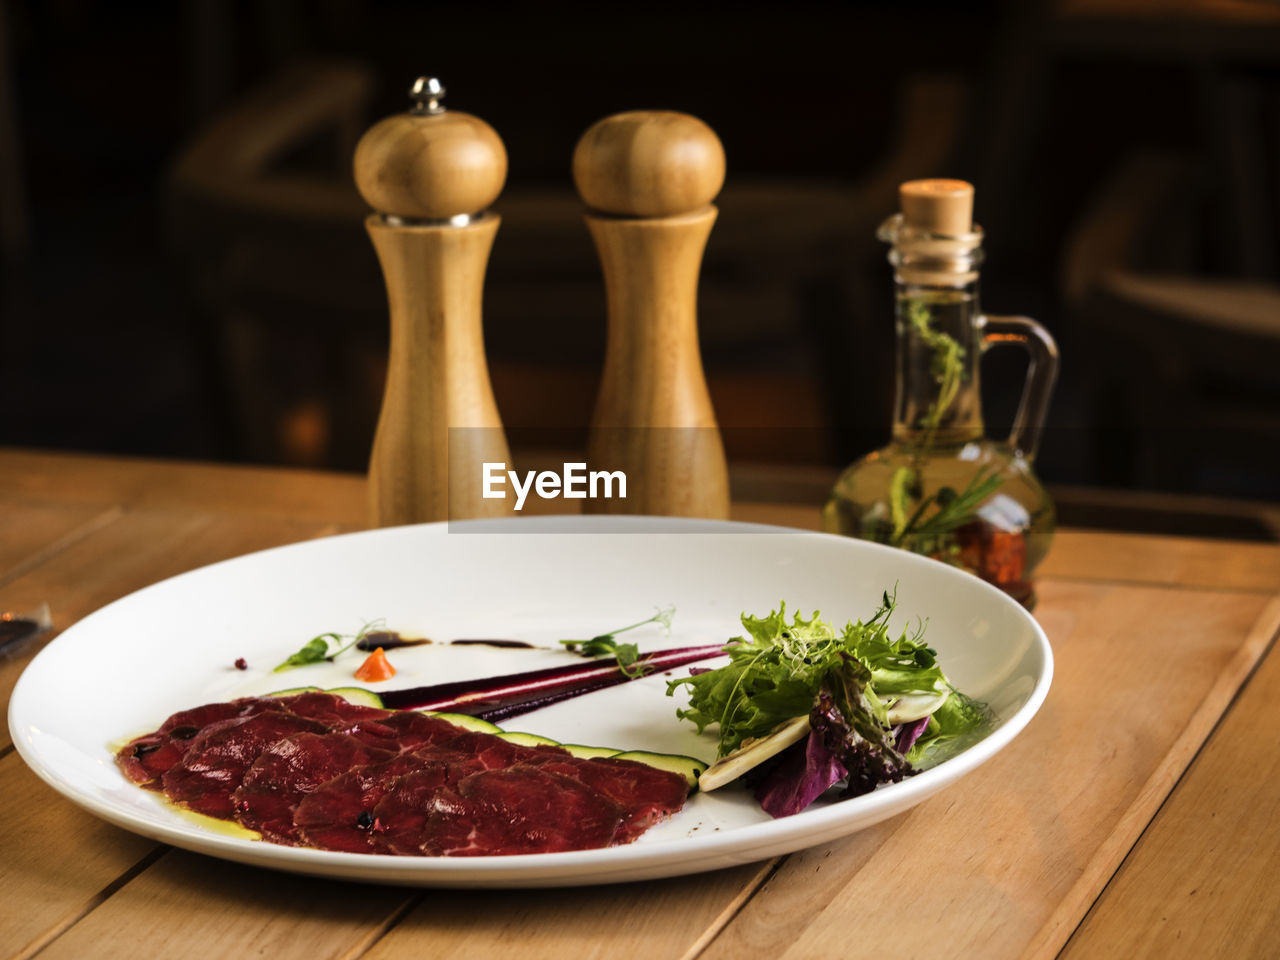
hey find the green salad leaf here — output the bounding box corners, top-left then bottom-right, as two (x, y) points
(667, 591), (988, 763)
(905, 684), (990, 765)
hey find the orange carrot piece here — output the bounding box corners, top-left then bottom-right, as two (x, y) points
(354, 647), (396, 682)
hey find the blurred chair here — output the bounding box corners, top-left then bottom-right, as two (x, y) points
(166, 61), (384, 467)
(1062, 151), (1280, 499)
(983, 1), (1280, 499)
(976, 0), (1280, 261)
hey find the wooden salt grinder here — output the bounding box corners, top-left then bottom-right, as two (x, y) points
(572, 111), (730, 519)
(355, 77), (512, 526)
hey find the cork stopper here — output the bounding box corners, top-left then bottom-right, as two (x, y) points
(900, 179), (974, 236)
(353, 76), (507, 221)
(573, 110), (725, 217)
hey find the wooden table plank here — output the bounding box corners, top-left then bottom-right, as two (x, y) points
(0, 754), (159, 960)
(0, 449), (366, 524)
(362, 862), (775, 960)
(0, 503), (358, 958)
(730, 501), (819, 531)
(699, 582), (1279, 960)
(0, 501), (120, 586)
(33, 852), (416, 960)
(1061, 595), (1280, 959)
(0, 507), (339, 751)
(1041, 529), (1280, 594)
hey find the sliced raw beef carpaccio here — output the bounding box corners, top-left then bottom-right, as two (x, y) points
(426, 730), (570, 769)
(269, 691), (392, 727)
(116, 697), (285, 787)
(293, 753), (432, 853)
(525, 756), (689, 842)
(367, 762), (469, 855)
(345, 711), (467, 752)
(293, 741), (494, 853)
(120, 694), (693, 856)
(161, 712), (329, 817)
(232, 733), (395, 842)
(412, 766), (626, 856)
(161, 698), (268, 732)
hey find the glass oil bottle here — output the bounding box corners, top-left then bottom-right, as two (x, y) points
(822, 180), (1059, 606)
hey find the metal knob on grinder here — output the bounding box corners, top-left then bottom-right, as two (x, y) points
(354, 77), (507, 223)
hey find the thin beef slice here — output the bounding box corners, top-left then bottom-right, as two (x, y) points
(161, 712), (328, 817)
(232, 733), (394, 842)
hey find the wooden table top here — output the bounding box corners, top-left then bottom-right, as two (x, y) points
(2, 448), (1278, 960)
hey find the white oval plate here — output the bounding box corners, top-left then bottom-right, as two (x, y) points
(9, 517), (1051, 887)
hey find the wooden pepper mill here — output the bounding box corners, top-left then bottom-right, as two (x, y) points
(354, 77), (512, 526)
(572, 111), (730, 519)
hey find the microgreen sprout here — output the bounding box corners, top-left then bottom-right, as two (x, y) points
(560, 606), (676, 677)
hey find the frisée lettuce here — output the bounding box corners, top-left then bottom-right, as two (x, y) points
(666, 591), (989, 816)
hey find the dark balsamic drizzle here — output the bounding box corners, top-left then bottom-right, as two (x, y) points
(449, 639), (536, 649)
(352, 629), (540, 652)
(355, 630), (433, 652)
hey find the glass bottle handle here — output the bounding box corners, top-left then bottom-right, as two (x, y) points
(980, 315), (1059, 460)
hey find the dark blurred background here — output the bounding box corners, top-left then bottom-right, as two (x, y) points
(1, 0), (1277, 523)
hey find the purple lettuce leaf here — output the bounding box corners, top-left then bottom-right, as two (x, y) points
(813, 658), (914, 799)
(895, 716), (931, 755)
(753, 730), (848, 818)
(754, 660), (920, 818)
